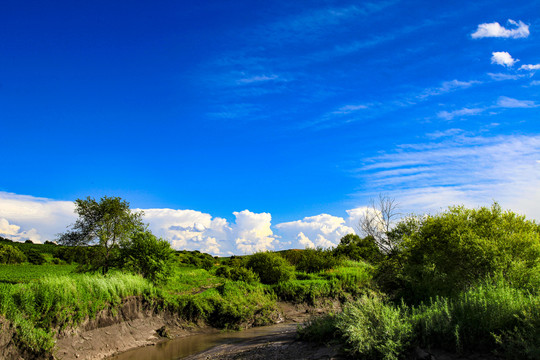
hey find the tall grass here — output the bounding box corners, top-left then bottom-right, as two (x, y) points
(300, 278), (540, 359)
(0, 272), (156, 353)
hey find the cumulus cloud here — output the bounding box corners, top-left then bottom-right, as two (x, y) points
(0, 218), (42, 243)
(471, 19), (529, 39)
(497, 96), (538, 108)
(232, 210), (276, 254)
(491, 52), (518, 67)
(276, 213), (356, 249)
(0, 192), (75, 242)
(142, 208), (230, 255)
(519, 64), (540, 71)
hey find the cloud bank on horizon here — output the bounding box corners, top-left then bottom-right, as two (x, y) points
(1, 132), (539, 255)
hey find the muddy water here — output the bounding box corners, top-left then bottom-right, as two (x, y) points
(108, 323), (298, 360)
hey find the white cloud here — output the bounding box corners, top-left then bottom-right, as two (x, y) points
(141, 208), (230, 255)
(497, 96), (538, 108)
(471, 19), (529, 39)
(358, 134), (540, 221)
(232, 210), (276, 254)
(0, 192), (76, 242)
(531, 80), (540, 86)
(276, 213), (356, 249)
(0, 218), (42, 243)
(519, 64), (540, 71)
(491, 52), (518, 67)
(437, 107), (485, 120)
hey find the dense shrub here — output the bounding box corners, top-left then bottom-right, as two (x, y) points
(22, 248), (46, 265)
(246, 251), (295, 284)
(381, 204), (540, 302)
(333, 234), (383, 263)
(120, 231), (174, 284)
(296, 247), (340, 273)
(0, 244), (27, 264)
(215, 265), (260, 283)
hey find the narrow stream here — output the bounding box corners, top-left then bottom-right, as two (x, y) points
(108, 323), (298, 360)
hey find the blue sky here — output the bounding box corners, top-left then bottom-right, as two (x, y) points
(1, 0), (539, 254)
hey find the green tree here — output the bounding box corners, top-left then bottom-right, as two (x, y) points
(58, 196), (145, 274)
(120, 231), (174, 284)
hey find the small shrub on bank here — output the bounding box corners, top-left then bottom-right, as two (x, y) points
(246, 251), (295, 284)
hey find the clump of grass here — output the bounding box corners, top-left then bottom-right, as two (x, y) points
(336, 295), (413, 360)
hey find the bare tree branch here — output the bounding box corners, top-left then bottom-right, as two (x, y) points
(358, 194), (401, 253)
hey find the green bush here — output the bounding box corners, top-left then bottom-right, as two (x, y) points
(245, 251), (295, 285)
(215, 265), (260, 283)
(333, 234), (383, 263)
(384, 204), (540, 302)
(120, 231), (174, 284)
(296, 247), (340, 273)
(0, 244), (27, 264)
(336, 295), (413, 360)
(22, 248), (46, 265)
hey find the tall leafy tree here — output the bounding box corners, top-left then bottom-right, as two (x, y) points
(58, 196), (145, 274)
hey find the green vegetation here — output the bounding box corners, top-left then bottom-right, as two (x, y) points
(300, 203), (540, 359)
(2, 198), (538, 359)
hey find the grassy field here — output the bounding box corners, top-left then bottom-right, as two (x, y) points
(0, 264), (77, 283)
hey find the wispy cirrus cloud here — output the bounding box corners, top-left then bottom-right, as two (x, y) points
(487, 72), (524, 81)
(437, 96), (538, 120)
(419, 79), (481, 99)
(497, 96), (538, 108)
(236, 74), (281, 84)
(358, 134), (540, 220)
(437, 107), (485, 120)
(471, 19), (529, 39)
(491, 51), (518, 67)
